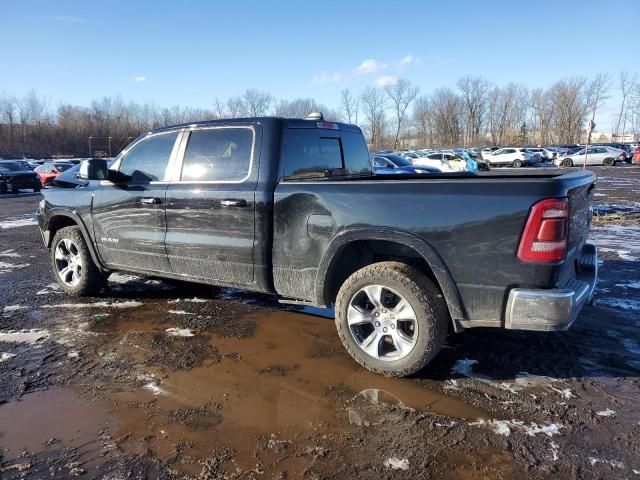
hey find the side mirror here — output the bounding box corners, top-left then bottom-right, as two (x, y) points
(79, 159), (108, 180)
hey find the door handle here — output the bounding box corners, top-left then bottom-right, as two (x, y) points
(141, 197), (162, 205)
(220, 199), (247, 208)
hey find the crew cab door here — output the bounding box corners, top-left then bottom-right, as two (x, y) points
(92, 130), (181, 273)
(164, 125), (258, 285)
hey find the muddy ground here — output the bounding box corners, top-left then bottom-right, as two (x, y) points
(0, 166), (639, 479)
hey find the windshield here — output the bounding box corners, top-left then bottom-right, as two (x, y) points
(384, 155), (413, 167)
(53, 163), (73, 172)
(0, 162), (26, 172)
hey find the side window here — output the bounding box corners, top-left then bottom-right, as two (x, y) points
(118, 132), (178, 182)
(373, 157), (387, 168)
(283, 131), (342, 179)
(181, 128), (253, 182)
(341, 131), (372, 175)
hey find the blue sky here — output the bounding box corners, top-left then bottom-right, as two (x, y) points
(1, 0), (638, 128)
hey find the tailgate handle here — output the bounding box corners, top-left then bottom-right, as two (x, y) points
(221, 199), (247, 208)
(141, 197), (162, 205)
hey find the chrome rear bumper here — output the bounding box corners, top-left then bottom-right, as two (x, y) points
(505, 244), (597, 331)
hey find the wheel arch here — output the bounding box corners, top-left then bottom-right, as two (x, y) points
(316, 228), (466, 330)
(45, 210), (107, 272)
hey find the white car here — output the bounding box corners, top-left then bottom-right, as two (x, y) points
(481, 147), (499, 161)
(554, 146), (624, 167)
(414, 152), (467, 172)
(484, 148), (532, 167)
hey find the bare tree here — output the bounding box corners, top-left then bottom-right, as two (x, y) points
(242, 89), (273, 116)
(413, 95), (435, 147)
(383, 79), (419, 149)
(615, 72), (638, 138)
(359, 87), (387, 149)
(457, 75), (489, 146)
(585, 73), (611, 123)
(340, 88), (358, 124)
(213, 97), (225, 118)
(226, 96), (244, 118)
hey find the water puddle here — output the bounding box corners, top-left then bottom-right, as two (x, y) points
(1, 304), (486, 476)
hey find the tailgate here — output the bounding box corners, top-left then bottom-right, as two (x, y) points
(558, 172), (596, 285)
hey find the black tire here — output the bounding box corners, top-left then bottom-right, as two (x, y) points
(512, 159), (523, 168)
(335, 261), (449, 377)
(603, 157), (615, 166)
(33, 181), (42, 192)
(562, 158), (573, 167)
(0, 182), (7, 194)
(51, 226), (108, 296)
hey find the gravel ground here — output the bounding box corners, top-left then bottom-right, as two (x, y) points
(0, 165), (639, 479)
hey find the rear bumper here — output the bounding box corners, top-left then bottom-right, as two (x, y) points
(505, 244), (597, 331)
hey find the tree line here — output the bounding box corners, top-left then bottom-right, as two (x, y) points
(0, 72), (638, 158)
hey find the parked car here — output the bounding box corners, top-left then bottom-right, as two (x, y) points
(0, 161), (42, 193)
(51, 160), (115, 188)
(483, 147), (532, 167)
(480, 147), (500, 160)
(34, 162), (74, 186)
(37, 114), (597, 377)
(372, 154), (440, 175)
(555, 146), (625, 167)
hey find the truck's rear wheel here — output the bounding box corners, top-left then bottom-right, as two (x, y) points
(51, 226), (108, 296)
(335, 261), (448, 377)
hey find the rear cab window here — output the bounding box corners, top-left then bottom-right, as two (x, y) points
(282, 126), (372, 180)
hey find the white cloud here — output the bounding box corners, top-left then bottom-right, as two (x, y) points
(133, 76), (146, 83)
(355, 59), (387, 75)
(376, 75), (398, 87)
(398, 54), (421, 69)
(312, 71), (344, 85)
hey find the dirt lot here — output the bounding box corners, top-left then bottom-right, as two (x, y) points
(1, 166), (639, 479)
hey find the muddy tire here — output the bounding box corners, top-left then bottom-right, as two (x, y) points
(562, 158), (573, 167)
(51, 226), (108, 296)
(335, 261), (448, 377)
(603, 157), (615, 166)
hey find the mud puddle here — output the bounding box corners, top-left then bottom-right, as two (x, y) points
(1, 305), (487, 477)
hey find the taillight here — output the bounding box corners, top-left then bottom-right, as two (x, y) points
(517, 198), (569, 263)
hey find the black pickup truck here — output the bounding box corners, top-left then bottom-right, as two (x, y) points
(37, 114), (598, 376)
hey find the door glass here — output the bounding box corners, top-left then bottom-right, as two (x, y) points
(118, 132), (178, 182)
(181, 128), (253, 182)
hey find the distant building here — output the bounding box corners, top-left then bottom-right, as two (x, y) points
(582, 132), (637, 143)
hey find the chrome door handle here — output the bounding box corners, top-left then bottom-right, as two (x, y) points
(141, 197), (161, 205)
(221, 199), (247, 208)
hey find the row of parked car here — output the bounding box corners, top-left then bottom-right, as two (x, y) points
(388, 142), (640, 170)
(0, 159), (84, 193)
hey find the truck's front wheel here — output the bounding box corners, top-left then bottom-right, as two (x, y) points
(335, 261), (448, 377)
(51, 226), (108, 296)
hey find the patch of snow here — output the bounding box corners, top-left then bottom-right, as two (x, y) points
(621, 338), (640, 355)
(589, 457), (624, 468)
(108, 272), (141, 283)
(166, 327), (195, 337)
(470, 419), (561, 437)
(0, 249), (21, 257)
(168, 309), (195, 315)
(615, 281), (640, 289)
(450, 359), (519, 394)
(143, 382), (167, 396)
(67, 351), (79, 358)
(44, 301), (143, 309)
(37, 283), (62, 295)
(596, 409), (616, 417)
(549, 441), (559, 461)
(2, 305), (28, 312)
(549, 386), (575, 399)
(0, 352), (16, 362)
(0, 214), (38, 229)
(0, 329), (50, 344)
(168, 297), (208, 304)
(0, 261), (31, 273)
(590, 224), (640, 262)
(383, 457), (410, 471)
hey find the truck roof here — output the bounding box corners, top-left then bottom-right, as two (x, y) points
(148, 116), (362, 135)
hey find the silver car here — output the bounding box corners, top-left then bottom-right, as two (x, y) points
(554, 146), (624, 167)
